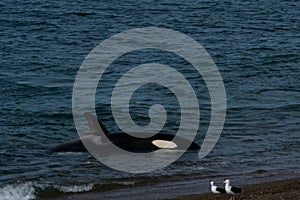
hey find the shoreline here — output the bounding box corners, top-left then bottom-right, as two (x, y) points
(38, 177), (300, 200)
(173, 178), (300, 200)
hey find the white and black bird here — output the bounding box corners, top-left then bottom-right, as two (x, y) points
(224, 179), (242, 199)
(210, 181), (226, 194)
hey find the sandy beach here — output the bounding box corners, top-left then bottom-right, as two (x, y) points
(38, 177), (300, 200)
(173, 178), (300, 200)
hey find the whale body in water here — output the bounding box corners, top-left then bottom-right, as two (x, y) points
(48, 113), (200, 153)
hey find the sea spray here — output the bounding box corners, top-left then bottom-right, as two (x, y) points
(0, 182), (35, 200)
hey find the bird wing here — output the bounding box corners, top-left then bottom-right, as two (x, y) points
(231, 186), (242, 193)
(216, 187), (226, 193)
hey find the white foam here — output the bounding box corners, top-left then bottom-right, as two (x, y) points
(55, 183), (94, 193)
(0, 182), (35, 200)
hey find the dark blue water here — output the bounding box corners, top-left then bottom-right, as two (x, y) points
(1, 0), (300, 199)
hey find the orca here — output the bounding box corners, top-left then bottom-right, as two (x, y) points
(47, 113), (200, 153)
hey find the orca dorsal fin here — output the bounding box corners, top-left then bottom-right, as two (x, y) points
(97, 120), (110, 135)
(84, 112), (106, 135)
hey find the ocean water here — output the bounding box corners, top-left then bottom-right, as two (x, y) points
(1, 0), (300, 199)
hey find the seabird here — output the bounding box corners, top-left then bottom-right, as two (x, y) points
(210, 181), (226, 194)
(224, 179), (242, 200)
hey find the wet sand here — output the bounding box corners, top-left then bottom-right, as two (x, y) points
(173, 178), (300, 200)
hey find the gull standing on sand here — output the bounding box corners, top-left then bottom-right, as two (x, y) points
(224, 179), (242, 199)
(210, 181), (226, 194)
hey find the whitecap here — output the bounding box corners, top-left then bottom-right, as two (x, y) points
(55, 183), (94, 193)
(0, 182), (35, 200)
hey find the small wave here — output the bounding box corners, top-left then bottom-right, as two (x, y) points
(0, 182), (96, 200)
(251, 169), (267, 174)
(55, 184), (94, 193)
(0, 182), (35, 200)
